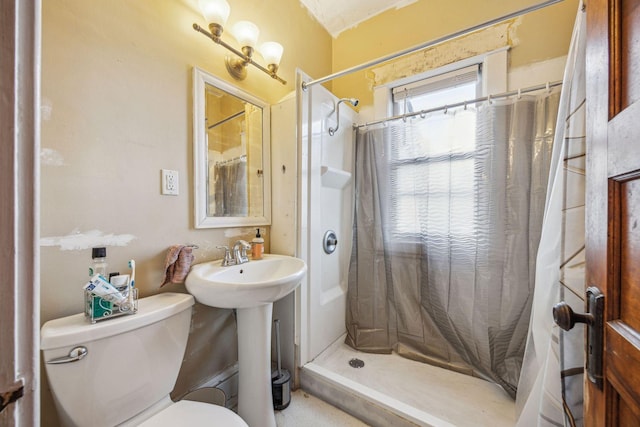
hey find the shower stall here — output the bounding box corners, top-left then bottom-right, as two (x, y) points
(280, 71), (516, 427)
(271, 68), (515, 426)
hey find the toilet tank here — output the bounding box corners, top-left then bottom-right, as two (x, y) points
(41, 292), (195, 427)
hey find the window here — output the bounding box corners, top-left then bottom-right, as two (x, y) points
(392, 65), (481, 115)
(388, 65), (481, 238)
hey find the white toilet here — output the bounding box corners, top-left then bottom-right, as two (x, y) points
(41, 292), (248, 427)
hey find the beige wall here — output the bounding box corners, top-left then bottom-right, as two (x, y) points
(331, 0), (580, 105)
(40, 0), (330, 424)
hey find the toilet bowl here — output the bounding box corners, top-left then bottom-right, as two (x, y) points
(41, 292), (247, 427)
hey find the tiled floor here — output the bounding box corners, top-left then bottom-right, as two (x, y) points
(307, 338), (516, 427)
(275, 389), (369, 427)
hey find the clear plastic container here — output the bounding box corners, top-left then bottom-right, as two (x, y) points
(89, 247), (108, 278)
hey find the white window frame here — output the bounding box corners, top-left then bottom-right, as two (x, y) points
(391, 63), (482, 115)
(372, 48), (508, 122)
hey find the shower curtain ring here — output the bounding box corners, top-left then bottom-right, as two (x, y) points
(444, 105), (448, 114)
(517, 88), (522, 99)
(546, 82), (550, 92)
(420, 110), (426, 119)
(463, 101), (467, 110)
(488, 94), (492, 104)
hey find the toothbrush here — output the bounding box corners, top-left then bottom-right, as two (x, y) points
(128, 259), (136, 308)
(128, 259), (136, 288)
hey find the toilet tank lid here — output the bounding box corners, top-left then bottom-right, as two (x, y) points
(41, 292), (195, 350)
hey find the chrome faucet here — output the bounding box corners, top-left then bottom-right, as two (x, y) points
(232, 240), (251, 265)
(217, 245), (234, 267)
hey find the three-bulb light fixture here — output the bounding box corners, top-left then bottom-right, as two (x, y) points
(193, 0), (286, 84)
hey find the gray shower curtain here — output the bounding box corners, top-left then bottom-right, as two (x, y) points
(346, 92), (560, 397)
(212, 158), (248, 216)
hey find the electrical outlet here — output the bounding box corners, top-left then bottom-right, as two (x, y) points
(161, 169), (179, 195)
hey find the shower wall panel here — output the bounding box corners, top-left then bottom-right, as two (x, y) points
(298, 72), (357, 364)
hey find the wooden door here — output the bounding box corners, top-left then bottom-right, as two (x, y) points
(586, 0), (640, 425)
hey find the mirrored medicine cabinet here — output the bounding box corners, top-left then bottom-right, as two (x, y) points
(193, 67), (271, 228)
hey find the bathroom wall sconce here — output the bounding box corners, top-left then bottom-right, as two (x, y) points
(193, 0), (286, 85)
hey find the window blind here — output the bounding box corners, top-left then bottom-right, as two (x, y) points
(392, 65), (480, 102)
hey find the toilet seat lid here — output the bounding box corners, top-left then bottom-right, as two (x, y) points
(138, 400), (248, 427)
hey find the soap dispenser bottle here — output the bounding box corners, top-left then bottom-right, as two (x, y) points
(252, 228), (264, 260)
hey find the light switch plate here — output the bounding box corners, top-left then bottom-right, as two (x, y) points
(161, 169), (179, 195)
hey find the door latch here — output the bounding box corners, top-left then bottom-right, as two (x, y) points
(553, 286), (604, 389)
(0, 382), (24, 414)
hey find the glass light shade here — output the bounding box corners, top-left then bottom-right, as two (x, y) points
(259, 42), (284, 66)
(231, 21), (260, 49)
(198, 0), (230, 26)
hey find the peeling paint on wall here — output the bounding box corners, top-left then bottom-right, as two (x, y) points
(507, 17), (522, 47)
(40, 148), (65, 166)
(40, 229), (137, 250)
(223, 227), (257, 239)
(368, 18), (521, 89)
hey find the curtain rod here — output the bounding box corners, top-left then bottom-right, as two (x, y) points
(301, 0), (564, 90)
(208, 110), (246, 130)
(355, 80), (562, 129)
(216, 154), (247, 165)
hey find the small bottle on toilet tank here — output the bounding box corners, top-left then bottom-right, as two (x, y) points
(89, 247), (108, 278)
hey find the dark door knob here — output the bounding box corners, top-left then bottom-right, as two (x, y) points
(552, 287), (604, 389)
(552, 301), (593, 331)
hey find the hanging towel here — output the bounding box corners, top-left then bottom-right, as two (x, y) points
(161, 244), (195, 287)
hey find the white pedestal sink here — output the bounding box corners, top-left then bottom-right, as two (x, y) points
(185, 254), (307, 427)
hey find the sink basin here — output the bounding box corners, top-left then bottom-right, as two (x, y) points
(186, 254), (307, 309)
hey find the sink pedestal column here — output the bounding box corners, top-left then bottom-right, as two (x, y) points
(236, 303), (276, 427)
